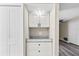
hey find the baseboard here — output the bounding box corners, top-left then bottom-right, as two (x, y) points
(60, 39), (70, 43)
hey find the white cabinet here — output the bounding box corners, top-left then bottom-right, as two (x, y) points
(29, 15), (39, 27)
(0, 7), (9, 56)
(39, 42), (52, 56)
(29, 14), (49, 27)
(40, 15), (49, 27)
(26, 3), (59, 56)
(27, 42), (52, 56)
(27, 42), (39, 56)
(0, 5), (23, 56)
(9, 7), (23, 56)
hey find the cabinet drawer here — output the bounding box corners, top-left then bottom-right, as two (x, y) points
(39, 43), (52, 56)
(27, 42), (52, 56)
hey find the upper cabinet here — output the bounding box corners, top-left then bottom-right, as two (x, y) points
(29, 14), (39, 27)
(40, 15), (49, 27)
(29, 14), (49, 27)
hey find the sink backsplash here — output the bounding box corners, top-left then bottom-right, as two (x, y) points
(29, 28), (49, 39)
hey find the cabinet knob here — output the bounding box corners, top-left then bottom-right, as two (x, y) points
(38, 50), (40, 52)
(38, 44), (40, 46)
(38, 23), (41, 27)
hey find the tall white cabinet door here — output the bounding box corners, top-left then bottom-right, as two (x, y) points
(9, 7), (23, 56)
(0, 7), (9, 56)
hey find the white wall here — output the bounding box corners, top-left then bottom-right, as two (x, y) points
(50, 3), (59, 56)
(24, 5), (28, 56)
(50, 6), (55, 56)
(60, 7), (79, 21)
(59, 17), (79, 45)
(59, 22), (68, 40)
(55, 4), (59, 56)
(24, 5), (29, 39)
(68, 18), (79, 45)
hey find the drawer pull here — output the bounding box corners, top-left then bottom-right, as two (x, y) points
(38, 23), (41, 27)
(38, 50), (40, 52)
(38, 44), (40, 46)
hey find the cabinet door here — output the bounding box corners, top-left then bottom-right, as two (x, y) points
(27, 42), (52, 56)
(29, 14), (39, 27)
(27, 43), (39, 56)
(9, 7), (23, 56)
(0, 7), (9, 56)
(39, 43), (52, 56)
(40, 15), (49, 27)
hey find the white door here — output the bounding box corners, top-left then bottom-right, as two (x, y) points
(0, 7), (9, 56)
(9, 7), (23, 56)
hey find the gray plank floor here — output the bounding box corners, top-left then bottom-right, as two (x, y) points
(59, 40), (79, 56)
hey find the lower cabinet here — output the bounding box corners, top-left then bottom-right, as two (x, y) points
(27, 42), (52, 56)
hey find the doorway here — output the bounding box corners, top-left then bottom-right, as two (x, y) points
(59, 3), (79, 56)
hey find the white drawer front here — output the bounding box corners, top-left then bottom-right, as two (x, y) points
(27, 42), (52, 56)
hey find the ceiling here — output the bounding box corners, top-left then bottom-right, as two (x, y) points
(25, 3), (53, 15)
(60, 3), (79, 10)
(60, 3), (79, 22)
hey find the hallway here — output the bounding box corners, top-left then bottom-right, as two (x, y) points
(59, 40), (79, 56)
